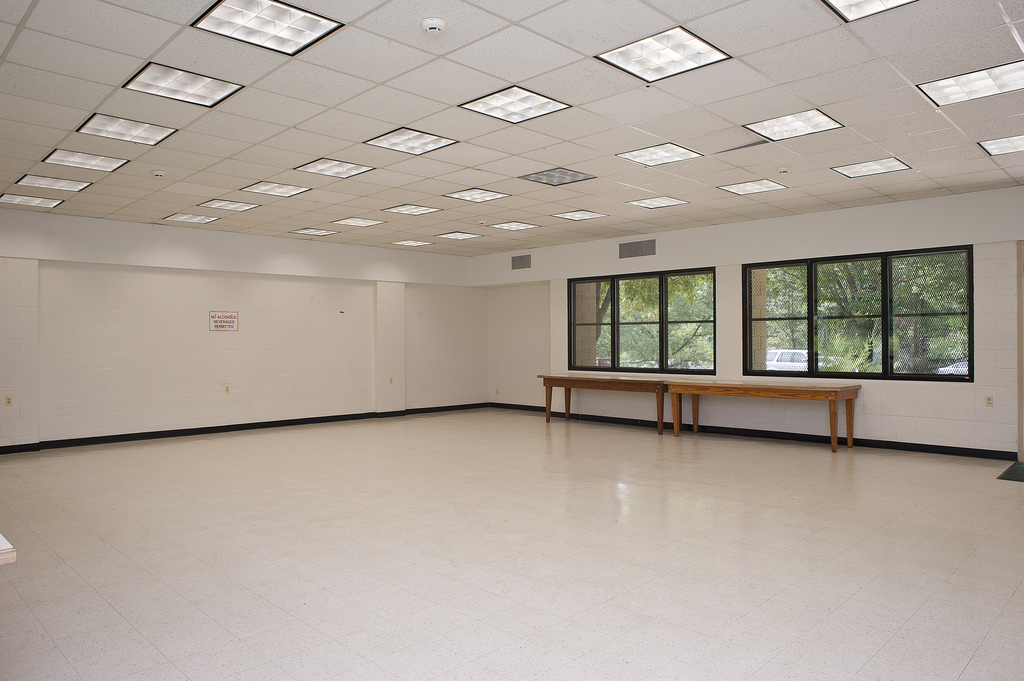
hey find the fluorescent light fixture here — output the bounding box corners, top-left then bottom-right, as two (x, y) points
(290, 228), (338, 236)
(436, 231), (481, 239)
(745, 109), (842, 141)
(597, 27), (729, 83)
(124, 63), (242, 107)
(242, 182), (310, 197)
(445, 188), (509, 202)
(193, 0), (342, 55)
(17, 175), (91, 191)
(617, 143), (701, 166)
(627, 196), (688, 208)
(460, 86), (569, 123)
(980, 134), (1024, 155)
(520, 168), (595, 186)
(719, 179), (788, 195)
(553, 210), (606, 220)
(78, 114), (176, 145)
(332, 217), (385, 227)
(166, 213), (218, 223)
(821, 0), (917, 22)
(1, 193), (62, 208)
(490, 221), (538, 231)
(832, 157), (910, 177)
(919, 60), (1024, 106)
(365, 128), (457, 155)
(295, 158), (373, 178)
(199, 199), (259, 211)
(383, 204), (440, 215)
(43, 150), (128, 172)
(392, 240), (432, 246)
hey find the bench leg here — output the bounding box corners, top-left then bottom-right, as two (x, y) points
(544, 385), (552, 422)
(846, 398), (855, 448)
(828, 399), (838, 452)
(564, 387), (571, 420)
(691, 394), (700, 433)
(671, 393), (680, 436)
(656, 389), (664, 434)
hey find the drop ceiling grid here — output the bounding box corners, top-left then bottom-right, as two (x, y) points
(0, 0), (1022, 255)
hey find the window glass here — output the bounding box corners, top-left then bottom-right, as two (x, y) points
(572, 280), (611, 368)
(815, 259), (882, 373)
(667, 272), (715, 370)
(617, 277), (660, 368)
(747, 264), (807, 372)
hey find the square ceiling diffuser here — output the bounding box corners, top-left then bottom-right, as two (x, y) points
(17, 175), (91, 192)
(832, 157), (910, 177)
(520, 168), (595, 186)
(597, 27), (729, 83)
(745, 109), (842, 141)
(490, 222), (538, 230)
(718, 179), (788, 195)
(383, 204), (440, 215)
(78, 114), (176, 145)
(43, 150), (128, 172)
(553, 210), (606, 220)
(460, 86), (569, 123)
(617, 143), (701, 166)
(821, 0), (917, 22)
(392, 240), (432, 246)
(198, 200), (260, 211)
(627, 196), (688, 208)
(918, 60), (1024, 106)
(193, 0), (342, 55)
(365, 128), (457, 155)
(290, 228), (338, 236)
(295, 158), (373, 178)
(444, 188), (509, 202)
(333, 218), (385, 227)
(979, 134), (1024, 156)
(124, 63), (242, 107)
(242, 182), (310, 197)
(436, 231), (481, 239)
(1, 194), (62, 208)
(166, 213), (218, 223)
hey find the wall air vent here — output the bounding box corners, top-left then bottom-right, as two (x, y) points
(511, 254), (532, 270)
(619, 239), (656, 259)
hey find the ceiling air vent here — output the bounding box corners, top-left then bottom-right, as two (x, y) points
(619, 239), (656, 259)
(511, 254), (532, 270)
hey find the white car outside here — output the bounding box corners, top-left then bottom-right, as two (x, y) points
(766, 349), (808, 371)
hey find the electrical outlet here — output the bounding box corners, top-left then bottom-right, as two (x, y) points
(224, 384), (230, 393)
(4, 395), (12, 407)
(985, 396), (993, 407)
(496, 388), (500, 395)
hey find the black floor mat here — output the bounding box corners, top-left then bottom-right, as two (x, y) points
(997, 461), (1024, 482)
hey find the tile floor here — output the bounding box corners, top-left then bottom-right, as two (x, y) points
(1, 408), (1022, 681)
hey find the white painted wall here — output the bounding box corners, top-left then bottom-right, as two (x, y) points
(405, 284), (488, 409)
(486, 282), (550, 407)
(0, 258), (39, 447)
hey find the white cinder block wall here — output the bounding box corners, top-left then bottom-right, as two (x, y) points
(0, 257), (39, 447)
(486, 282), (551, 407)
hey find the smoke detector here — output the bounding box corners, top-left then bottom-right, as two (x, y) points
(421, 17), (446, 33)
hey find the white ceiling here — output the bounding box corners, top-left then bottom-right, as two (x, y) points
(2, 0), (1023, 256)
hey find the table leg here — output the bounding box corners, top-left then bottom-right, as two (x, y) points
(544, 385), (552, 423)
(828, 399), (838, 452)
(691, 394), (700, 433)
(671, 393), (680, 437)
(845, 398), (855, 448)
(564, 387), (571, 420)
(656, 388), (664, 434)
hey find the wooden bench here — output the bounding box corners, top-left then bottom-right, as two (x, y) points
(666, 381), (861, 452)
(538, 374), (668, 434)
(0, 532), (15, 566)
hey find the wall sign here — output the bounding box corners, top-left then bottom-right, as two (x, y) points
(209, 311), (238, 331)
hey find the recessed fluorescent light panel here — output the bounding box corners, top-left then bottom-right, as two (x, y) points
(553, 210), (606, 220)
(295, 158), (373, 178)
(832, 157), (910, 177)
(78, 114), (176, 145)
(745, 109), (842, 141)
(617, 143), (701, 166)
(719, 179), (788, 195)
(520, 168), (595, 186)
(1, 193), (62, 208)
(198, 199), (259, 211)
(821, 0), (917, 22)
(460, 86), (569, 123)
(124, 63), (242, 107)
(919, 61), (1024, 106)
(597, 27), (729, 83)
(445, 188), (509, 202)
(436, 231), (481, 240)
(490, 222), (538, 231)
(166, 213), (218, 223)
(242, 182), (310, 197)
(193, 0), (342, 55)
(365, 128), (457, 155)
(627, 196), (688, 208)
(17, 175), (91, 192)
(383, 204), (440, 215)
(393, 240), (431, 247)
(980, 134), (1024, 155)
(332, 218), (385, 227)
(290, 228), (338, 236)
(43, 150), (128, 172)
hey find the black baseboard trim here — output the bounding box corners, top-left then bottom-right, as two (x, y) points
(1, 403), (1016, 462)
(558, 411), (1017, 461)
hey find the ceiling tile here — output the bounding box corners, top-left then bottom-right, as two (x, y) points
(355, 0), (511, 56)
(583, 88), (688, 125)
(823, 87), (932, 126)
(633, 107), (733, 141)
(654, 59), (773, 106)
(100, 0), (210, 22)
(153, 28), (289, 85)
(519, 142), (605, 166)
(574, 126), (665, 153)
(187, 112), (287, 144)
(337, 86), (449, 124)
(25, 0), (180, 58)
(852, 110), (952, 142)
(705, 86), (814, 126)
(448, 26), (581, 82)
(408, 108), (507, 141)
(849, 0), (1005, 55)
(296, 110), (395, 144)
(522, 58), (640, 106)
(255, 61), (374, 107)
(0, 0), (31, 24)
(298, 27), (433, 82)
(217, 89), (327, 127)
(517, 108), (618, 140)
(262, 129), (349, 157)
(688, 0), (838, 56)
(99, 90), (209, 129)
(156, 131), (251, 158)
(0, 63), (111, 110)
(786, 59), (907, 107)
(742, 27), (876, 83)
(388, 59), (507, 104)
(522, 0), (674, 53)
(427, 143), (508, 167)
(5, 30), (141, 86)
(0, 119), (66, 147)
(459, 0), (566, 21)
(133, 147), (222, 171)
(471, 127), (561, 155)
(884, 26), (1023, 84)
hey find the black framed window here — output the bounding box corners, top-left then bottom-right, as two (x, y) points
(570, 268), (715, 374)
(744, 246), (972, 380)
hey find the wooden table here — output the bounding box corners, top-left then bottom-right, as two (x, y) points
(666, 381), (861, 452)
(538, 374), (668, 434)
(0, 532), (15, 566)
